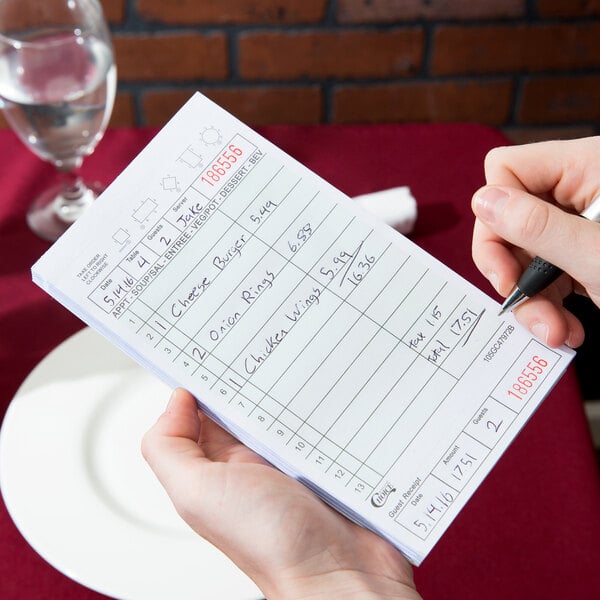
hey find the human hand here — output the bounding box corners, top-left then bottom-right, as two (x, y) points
(471, 137), (600, 348)
(142, 388), (421, 600)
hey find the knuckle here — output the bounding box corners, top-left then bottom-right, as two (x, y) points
(517, 200), (550, 244)
(483, 146), (510, 176)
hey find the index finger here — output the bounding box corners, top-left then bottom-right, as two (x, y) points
(483, 138), (600, 212)
(471, 215), (524, 297)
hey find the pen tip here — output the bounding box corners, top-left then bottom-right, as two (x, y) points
(499, 287), (528, 316)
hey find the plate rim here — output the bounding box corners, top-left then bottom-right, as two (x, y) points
(0, 327), (261, 600)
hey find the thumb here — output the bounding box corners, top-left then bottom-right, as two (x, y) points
(472, 186), (600, 290)
(141, 388), (206, 487)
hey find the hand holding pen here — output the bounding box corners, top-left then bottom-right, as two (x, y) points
(498, 195), (600, 314)
(471, 137), (600, 349)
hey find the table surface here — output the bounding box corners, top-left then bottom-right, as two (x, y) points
(1, 124), (599, 600)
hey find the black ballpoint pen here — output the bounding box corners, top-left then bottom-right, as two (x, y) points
(499, 194), (600, 315)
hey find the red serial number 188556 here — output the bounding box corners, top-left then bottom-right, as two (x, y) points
(507, 355), (548, 401)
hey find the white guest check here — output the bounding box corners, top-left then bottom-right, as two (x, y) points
(33, 93), (574, 565)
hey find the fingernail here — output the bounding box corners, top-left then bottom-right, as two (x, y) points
(486, 271), (500, 293)
(530, 322), (549, 344)
(474, 187), (509, 223)
(565, 332), (580, 349)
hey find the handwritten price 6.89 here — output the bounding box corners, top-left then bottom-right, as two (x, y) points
(507, 355), (548, 401)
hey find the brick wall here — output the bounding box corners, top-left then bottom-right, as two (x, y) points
(4, 0), (600, 143)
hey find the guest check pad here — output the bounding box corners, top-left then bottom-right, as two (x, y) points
(33, 92), (574, 565)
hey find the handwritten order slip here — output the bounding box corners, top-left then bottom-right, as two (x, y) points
(32, 93), (574, 565)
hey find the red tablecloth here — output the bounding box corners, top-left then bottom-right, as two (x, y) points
(1, 124), (599, 599)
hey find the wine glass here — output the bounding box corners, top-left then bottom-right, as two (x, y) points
(0, 0), (116, 241)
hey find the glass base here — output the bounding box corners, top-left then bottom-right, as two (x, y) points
(26, 180), (105, 242)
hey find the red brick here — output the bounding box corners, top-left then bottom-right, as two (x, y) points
(137, 0), (326, 24)
(108, 93), (136, 127)
(141, 90), (196, 126)
(239, 30), (423, 80)
(538, 0), (600, 17)
(333, 81), (513, 125)
(0, 3), (123, 36)
(432, 23), (600, 75)
(113, 33), (228, 81)
(100, 0), (125, 23)
(338, 0), (524, 23)
(206, 87), (323, 124)
(142, 87), (323, 126)
(519, 76), (600, 124)
(503, 125), (597, 145)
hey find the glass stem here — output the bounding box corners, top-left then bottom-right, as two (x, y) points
(54, 165), (94, 223)
(59, 169), (85, 202)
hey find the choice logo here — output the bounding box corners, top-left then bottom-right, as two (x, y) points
(370, 482), (396, 508)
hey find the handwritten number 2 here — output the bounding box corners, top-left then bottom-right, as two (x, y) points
(486, 419), (503, 433)
(192, 346), (207, 360)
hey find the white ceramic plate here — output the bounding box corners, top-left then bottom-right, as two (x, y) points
(0, 327), (262, 600)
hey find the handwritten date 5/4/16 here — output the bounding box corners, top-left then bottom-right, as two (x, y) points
(507, 355), (548, 401)
(412, 490), (454, 535)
